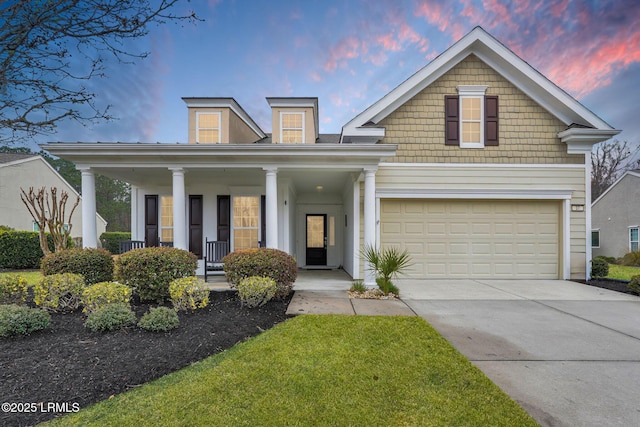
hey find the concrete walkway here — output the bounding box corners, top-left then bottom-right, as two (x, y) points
(286, 276), (640, 427)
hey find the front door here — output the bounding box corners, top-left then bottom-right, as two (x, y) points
(306, 214), (327, 266)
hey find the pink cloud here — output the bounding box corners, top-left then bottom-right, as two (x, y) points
(324, 36), (362, 72)
(310, 71), (322, 82)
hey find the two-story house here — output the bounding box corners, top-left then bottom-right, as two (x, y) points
(43, 27), (619, 282)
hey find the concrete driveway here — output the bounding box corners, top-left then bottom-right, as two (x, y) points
(396, 279), (640, 427)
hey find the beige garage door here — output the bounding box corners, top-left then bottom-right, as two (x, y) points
(380, 200), (560, 279)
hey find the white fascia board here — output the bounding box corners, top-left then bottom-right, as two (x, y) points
(339, 126), (386, 143)
(592, 171), (640, 206)
(341, 26), (617, 136)
(376, 188), (574, 200)
(182, 97), (266, 139)
(558, 128), (622, 154)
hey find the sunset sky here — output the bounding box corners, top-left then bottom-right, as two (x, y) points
(35, 0), (640, 150)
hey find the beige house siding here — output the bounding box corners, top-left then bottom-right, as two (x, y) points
(0, 158), (107, 239)
(270, 107), (316, 144)
(357, 165), (587, 279)
(379, 54), (583, 165)
(229, 110), (262, 143)
(592, 174), (640, 258)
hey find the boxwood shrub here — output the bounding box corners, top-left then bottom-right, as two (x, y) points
(41, 248), (114, 285)
(33, 273), (86, 312)
(84, 303), (136, 332)
(0, 305), (51, 337)
(0, 231), (71, 269)
(590, 258), (609, 278)
(99, 232), (132, 255)
(223, 248), (297, 298)
(115, 247), (197, 303)
(138, 307), (179, 332)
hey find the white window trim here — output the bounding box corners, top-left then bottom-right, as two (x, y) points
(629, 226), (639, 252)
(457, 85), (488, 149)
(196, 111), (222, 144)
(279, 111), (305, 144)
(591, 229), (600, 248)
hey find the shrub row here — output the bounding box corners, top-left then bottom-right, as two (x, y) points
(223, 248), (297, 298)
(0, 231), (71, 269)
(42, 248), (114, 284)
(99, 232), (131, 255)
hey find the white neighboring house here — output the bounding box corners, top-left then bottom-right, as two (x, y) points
(0, 153), (107, 240)
(592, 170), (640, 258)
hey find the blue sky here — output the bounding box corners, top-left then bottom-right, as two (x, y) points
(38, 0), (640, 149)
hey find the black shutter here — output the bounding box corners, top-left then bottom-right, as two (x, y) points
(189, 195), (203, 257)
(485, 96), (499, 146)
(445, 95), (459, 145)
(260, 195), (266, 246)
(217, 195), (230, 243)
(144, 195), (159, 247)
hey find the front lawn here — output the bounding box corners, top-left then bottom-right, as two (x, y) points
(607, 264), (640, 281)
(0, 269), (42, 286)
(48, 315), (536, 426)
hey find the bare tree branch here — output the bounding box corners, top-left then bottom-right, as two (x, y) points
(0, 0), (199, 144)
(591, 139), (640, 199)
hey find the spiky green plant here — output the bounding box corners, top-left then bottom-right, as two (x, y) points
(362, 245), (412, 295)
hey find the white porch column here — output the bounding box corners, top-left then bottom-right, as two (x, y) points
(80, 168), (97, 248)
(264, 167), (278, 248)
(364, 167), (377, 286)
(130, 185), (138, 240)
(170, 168), (187, 251)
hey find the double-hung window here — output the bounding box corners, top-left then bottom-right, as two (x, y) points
(591, 230), (600, 248)
(196, 112), (221, 143)
(445, 85), (498, 147)
(160, 196), (173, 243)
(233, 196), (260, 250)
(281, 112), (304, 144)
(630, 227), (639, 252)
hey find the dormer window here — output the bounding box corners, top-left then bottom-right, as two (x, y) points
(445, 85), (498, 148)
(281, 112), (304, 144)
(196, 112), (221, 143)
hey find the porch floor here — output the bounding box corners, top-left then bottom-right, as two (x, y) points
(201, 268), (354, 291)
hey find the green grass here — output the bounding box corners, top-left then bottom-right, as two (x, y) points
(0, 269), (42, 286)
(607, 264), (640, 281)
(45, 315), (536, 427)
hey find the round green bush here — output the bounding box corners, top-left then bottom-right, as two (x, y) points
(114, 247), (198, 303)
(621, 251), (640, 267)
(237, 276), (277, 308)
(0, 304), (51, 337)
(138, 307), (179, 332)
(84, 303), (136, 332)
(223, 248), (297, 298)
(81, 282), (132, 314)
(41, 248), (114, 285)
(628, 275), (640, 295)
(34, 273), (86, 312)
(590, 258), (609, 278)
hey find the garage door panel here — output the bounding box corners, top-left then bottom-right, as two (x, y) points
(380, 200), (559, 279)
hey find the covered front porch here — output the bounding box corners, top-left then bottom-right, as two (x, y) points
(42, 142), (397, 283)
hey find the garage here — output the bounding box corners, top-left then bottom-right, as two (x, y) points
(380, 199), (560, 279)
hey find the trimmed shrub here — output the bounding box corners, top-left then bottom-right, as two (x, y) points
(595, 255), (618, 264)
(223, 248), (297, 298)
(0, 231), (71, 269)
(115, 247), (197, 303)
(99, 232), (132, 255)
(41, 248), (114, 285)
(138, 307), (179, 332)
(628, 276), (640, 295)
(621, 251), (640, 267)
(590, 258), (609, 278)
(84, 303), (136, 332)
(34, 273), (85, 312)
(169, 276), (209, 311)
(237, 276), (277, 308)
(0, 275), (29, 304)
(81, 282), (132, 314)
(0, 305), (51, 337)
(0, 225), (14, 232)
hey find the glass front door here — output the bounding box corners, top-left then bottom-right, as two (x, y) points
(306, 214), (327, 265)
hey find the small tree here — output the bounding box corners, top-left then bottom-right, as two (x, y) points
(362, 245), (412, 295)
(591, 140), (640, 200)
(20, 187), (79, 255)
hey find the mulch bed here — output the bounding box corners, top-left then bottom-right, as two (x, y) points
(582, 278), (635, 295)
(1, 291), (292, 427)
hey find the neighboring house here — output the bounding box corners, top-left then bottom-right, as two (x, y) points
(43, 27), (619, 281)
(592, 170), (640, 258)
(0, 153), (107, 241)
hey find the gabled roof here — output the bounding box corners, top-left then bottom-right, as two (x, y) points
(341, 26), (620, 145)
(592, 170), (640, 206)
(0, 153), (38, 165)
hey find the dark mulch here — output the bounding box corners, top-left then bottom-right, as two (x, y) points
(582, 278), (636, 295)
(1, 291), (292, 427)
